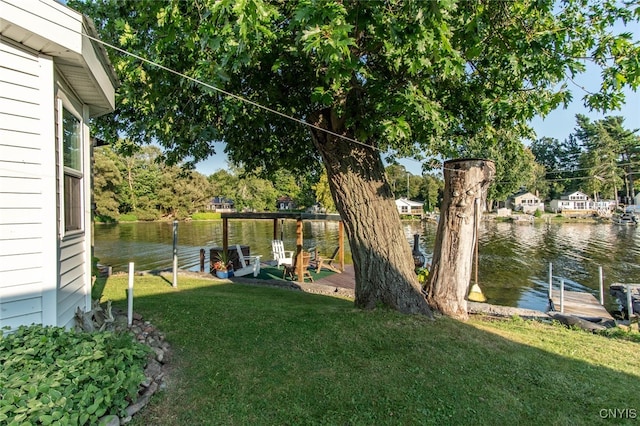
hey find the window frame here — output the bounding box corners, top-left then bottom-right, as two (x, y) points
(57, 96), (84, 237)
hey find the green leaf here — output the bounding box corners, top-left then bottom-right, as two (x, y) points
(79, 412), (90, 424)
(39, 414), (54, 425)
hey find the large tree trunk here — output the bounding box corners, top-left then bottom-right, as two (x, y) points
(309, 112), (432, 317)
(426, 159), (495, 320)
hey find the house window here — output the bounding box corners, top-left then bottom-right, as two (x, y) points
(62, 108), (82, 232)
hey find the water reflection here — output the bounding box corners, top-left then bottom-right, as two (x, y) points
(94, 220), (639, 312)
(94, 220), (351, 273)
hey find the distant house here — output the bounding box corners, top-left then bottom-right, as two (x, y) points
(208, 197), (235, 212)
(593, 200), (616, 212)
(507, 191), (544, 214)
(549, 191), (615, 214)
(0, 0), (117, 330)
(277, 196), (296, 210)
(395, 198), (424, 218)
(549, 191), (591, 212)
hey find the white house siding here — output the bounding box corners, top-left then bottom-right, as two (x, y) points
(57, 236), (88, 328)
(395, 198), (424, 217)
(0, 40), (57, 330)
(54, 88), (92, 329)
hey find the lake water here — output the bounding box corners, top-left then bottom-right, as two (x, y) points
(94, 220), (640, 313)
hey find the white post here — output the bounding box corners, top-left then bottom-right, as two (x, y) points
(560, 278), (565, 313)
(598, 266), (604, 305)
(128, 262), (134, 326)
(626, 284), (633, 321)
(548, 263), (553, 300)
(173, 220), (178, 288)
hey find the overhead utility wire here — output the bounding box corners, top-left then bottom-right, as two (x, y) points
(542, 160), (640, 175)
(16, 5), (378, 153)
(100, 40), (377, 152)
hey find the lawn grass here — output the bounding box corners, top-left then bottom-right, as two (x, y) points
(98, 275), (640, 425)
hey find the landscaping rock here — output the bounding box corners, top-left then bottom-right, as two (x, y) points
(114, 310), (170, 424)
(98, 415), (120, 426)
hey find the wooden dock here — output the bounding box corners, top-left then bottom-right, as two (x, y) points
(546, 264), (614, 321)
(315, 265), (355, 290)
(550, 291), (613, 321)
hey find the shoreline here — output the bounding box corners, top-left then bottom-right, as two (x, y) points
(95, 214), (618, 225)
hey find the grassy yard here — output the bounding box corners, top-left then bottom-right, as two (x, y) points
(97, 275), (640, 425)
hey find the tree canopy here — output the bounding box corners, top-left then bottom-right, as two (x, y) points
(73, 0), (639, 172)
(73, 0), (640, 316)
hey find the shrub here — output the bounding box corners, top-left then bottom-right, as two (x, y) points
(134, 209), (160, 221)
(191, 212), (221, 220)
(0, 325), (150, 425)
(95, 215), (118, 223)
(534, 209), (542, 218)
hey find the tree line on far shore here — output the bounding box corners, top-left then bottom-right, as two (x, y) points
(93, 143), (444, 221)
(94, 113), (638, 222)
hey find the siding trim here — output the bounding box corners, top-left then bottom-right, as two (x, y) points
(40, 52), (57, 326)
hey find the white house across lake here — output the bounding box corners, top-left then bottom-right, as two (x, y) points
(395, 198), (424, 218)
(549, 191), (616, 215)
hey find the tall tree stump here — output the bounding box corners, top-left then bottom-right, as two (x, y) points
(426, 159), (495, 319)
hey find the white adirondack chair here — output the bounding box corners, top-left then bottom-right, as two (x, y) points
(271, 240), (294, 267)
(233, 244), (262, 277)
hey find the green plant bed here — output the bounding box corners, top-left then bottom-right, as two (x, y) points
(0, 325), (149, 425)
(92, 275), (640, 425)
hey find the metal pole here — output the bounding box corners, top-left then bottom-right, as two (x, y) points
(172, 220), (178, 288)
(560, 278), (565, 313)
(598, 266), (604, 305)
(128, 262), (134, 326)
(222, 217), (229, 254)
(548, 263), (553, 300)
(626, 284), (633, 321)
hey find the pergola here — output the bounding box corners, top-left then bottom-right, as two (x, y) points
(220, 212), (345, 281)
